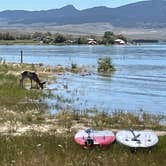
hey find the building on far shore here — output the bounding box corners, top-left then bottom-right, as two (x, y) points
(88, 38), (97, 45)
(115, 39), (126, 45)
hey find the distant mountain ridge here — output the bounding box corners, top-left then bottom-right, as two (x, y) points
(0, 0), (166, 28)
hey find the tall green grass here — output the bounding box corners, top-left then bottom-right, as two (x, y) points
(0, 73), (45, 108)
(0, 63), (50, 116)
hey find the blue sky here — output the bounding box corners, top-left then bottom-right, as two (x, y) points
(0, 0), (147, 11)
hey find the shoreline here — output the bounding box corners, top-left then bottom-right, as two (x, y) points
(0, 40), (161, 45)
(0, 122), (165, 137)
(0, 62), (165, 137)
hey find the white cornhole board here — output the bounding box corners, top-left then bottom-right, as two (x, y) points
(116, 130), (158, 148)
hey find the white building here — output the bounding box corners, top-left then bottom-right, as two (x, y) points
(115, 39), (125, 45)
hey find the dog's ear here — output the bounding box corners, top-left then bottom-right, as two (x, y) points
(42, 81), (46, 85)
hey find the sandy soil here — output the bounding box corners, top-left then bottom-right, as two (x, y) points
(0, 122), (165, 136)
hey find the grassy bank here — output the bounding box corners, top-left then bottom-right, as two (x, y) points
(0, 62), (53, 111)
(0, 62), (93, 134)
(0, 134), (165, 166)
(0, 40), (39, 45)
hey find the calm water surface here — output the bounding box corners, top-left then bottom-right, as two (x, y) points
(0, 44), (166, 114)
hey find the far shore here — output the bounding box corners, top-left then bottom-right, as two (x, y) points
(0, 31), (161, 46)
(0, 39), (161, 46)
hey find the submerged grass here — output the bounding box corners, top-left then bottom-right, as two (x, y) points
(0, 134), (165, 166)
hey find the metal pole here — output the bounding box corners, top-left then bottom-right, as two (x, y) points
(20, 50), (23, 64)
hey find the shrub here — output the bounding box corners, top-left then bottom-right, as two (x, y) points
(97, 57), (115, 73)
(76, 37), (87, 44)
(71, 63), (77, 69)
(102, 31), (116, 44)
(53, 34), (66, 43)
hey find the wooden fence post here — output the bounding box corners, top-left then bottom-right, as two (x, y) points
(20, 50), (23, 64)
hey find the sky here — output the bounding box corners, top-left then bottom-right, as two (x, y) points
(0, 0), (148, 11)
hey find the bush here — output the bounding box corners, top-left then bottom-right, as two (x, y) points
(97, 57), (115, 73)
(71, 63), (77, 69)
(53, 34), (66, 43)
(76, 37), (87, 44)
(102, 31), (116, 44)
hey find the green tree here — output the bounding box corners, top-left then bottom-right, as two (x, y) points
(32, 32), (43, 39)
(53, 34), (66, 43)
(42, 37), (53, 44)
(1, 33), (15, 40)
(17, 34), (31, 40)
(76, 37), (87, 44)
(103, 31), (116, 44)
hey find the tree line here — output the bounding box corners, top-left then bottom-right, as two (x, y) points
(0, 33), (31, 40)
(0, 31), (127, 44)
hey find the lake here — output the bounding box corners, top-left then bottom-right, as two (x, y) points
(0, 44), (166, 115)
